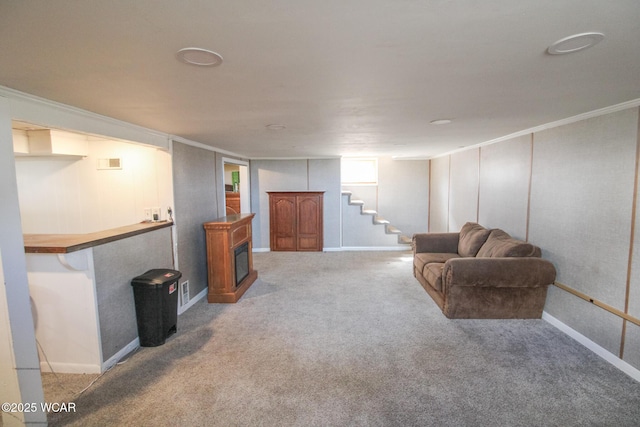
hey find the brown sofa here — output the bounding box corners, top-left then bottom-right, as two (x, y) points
(412, 222), (556, 319)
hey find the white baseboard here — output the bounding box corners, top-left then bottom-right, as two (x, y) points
(97, 287), (208, 375)
(101, 338), (140, 373)
(254, 246), (411, 252)
(178, 287), (207, 315)
(40, 361), (102, 374)
(542, 312), (640, 382)
(340, 246), (412, 251)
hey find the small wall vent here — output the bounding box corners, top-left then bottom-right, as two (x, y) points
(181, 280), (190, 306)
(97, 158), (122, 170)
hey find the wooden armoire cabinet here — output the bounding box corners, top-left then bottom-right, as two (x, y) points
(268, 191), (324, 251)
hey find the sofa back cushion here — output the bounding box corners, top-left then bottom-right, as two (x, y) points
(476, 229), (541, 258)
(458, 222), (492, 257)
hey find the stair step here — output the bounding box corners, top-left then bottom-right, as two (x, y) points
(398, 235), (413, 245)
(342, 190), (410, 247)
(373, 217), (390, 225)
(386, 225), (402, 234)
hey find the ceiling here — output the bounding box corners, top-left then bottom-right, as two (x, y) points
(1, 1), (639, 159)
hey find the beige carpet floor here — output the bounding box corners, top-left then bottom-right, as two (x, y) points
(30, 251), (640, 426)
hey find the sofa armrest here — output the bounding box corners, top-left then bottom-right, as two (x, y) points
(443, 257), (556, 289)
(413, 232), (460, 254)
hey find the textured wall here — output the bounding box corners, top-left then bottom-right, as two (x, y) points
(309, 159), (341, 249)
(376, 158), (429, 237)
(251, 159), (341, 250)
(94, 227), (174, 360)
(172, 142), (218, 300)
(429, 156), (450, 232)
(341, 185), (377, 208)
(342, 157), (430, 237)
(428, 106), (640, 372)
(628, 174), (640, 367)
(341, 194), (404, 247)
(251, 159), (309, 250)
(478, 135), (532, 240)
(530, 109), (638, 357)
(449, 149), (480, 231)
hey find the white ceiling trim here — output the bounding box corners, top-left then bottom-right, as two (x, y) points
(250, 156), (341, 161)
(430, 97), (640, 160)
(0, 85), (171, 150)
(169, 134), (246, 158)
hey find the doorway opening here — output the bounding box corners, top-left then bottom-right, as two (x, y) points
(222, 158), (250, 215)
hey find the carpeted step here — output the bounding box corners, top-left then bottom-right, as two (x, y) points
(342, 190), (410, 248)
(373, 216), (390, 225)
(398, 235), (413, 245)
(386, 225), (402, 234)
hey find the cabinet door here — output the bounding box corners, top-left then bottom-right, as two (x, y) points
(270, 195), (297, 251)
(296, 195), (323, 251)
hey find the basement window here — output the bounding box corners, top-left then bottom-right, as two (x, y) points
(341, 157), (378, 186)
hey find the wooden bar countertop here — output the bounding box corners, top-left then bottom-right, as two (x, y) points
(24, 221), (174, 254)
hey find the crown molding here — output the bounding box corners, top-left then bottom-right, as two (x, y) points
(431, 98), (640, 160)
(1, 86), (265, 159)
(169, 135), (246, 158)
(251, 156), (341, 160)
(0, 85), (174, 150)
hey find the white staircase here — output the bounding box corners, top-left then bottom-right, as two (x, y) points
(342, 191), (412, 248)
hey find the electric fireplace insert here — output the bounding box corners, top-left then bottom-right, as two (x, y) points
(234, 241), (249, 287)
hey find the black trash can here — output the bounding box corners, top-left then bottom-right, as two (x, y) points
(131, 269), (181, 347)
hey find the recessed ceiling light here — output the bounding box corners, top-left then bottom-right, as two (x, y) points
(430, 119), (452, 125)
(176, 47), (223, 66)
(266, 124), (286, 130)
(547, 32), (604, 55)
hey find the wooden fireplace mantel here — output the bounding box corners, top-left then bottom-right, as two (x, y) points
(203, 213), (258, 303)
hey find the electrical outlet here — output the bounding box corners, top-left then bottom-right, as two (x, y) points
(151, 207), (161, 222)
(144, 208), (152, 222)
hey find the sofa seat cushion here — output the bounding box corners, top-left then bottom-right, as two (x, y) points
(414, 252), (460, 275)
(458, 222), (492, 257)
(476, 229), (541, 258)
(423, 263), (445, 292)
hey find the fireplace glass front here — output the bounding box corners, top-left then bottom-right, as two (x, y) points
(234, 242), (249, 287)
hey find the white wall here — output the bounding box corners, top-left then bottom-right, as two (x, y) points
(26, 250), (102, 374)
(15, 138), (172, 234)
(0, 96), (47, 425)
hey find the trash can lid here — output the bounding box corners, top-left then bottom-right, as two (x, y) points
(131, 269), (182, 286)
